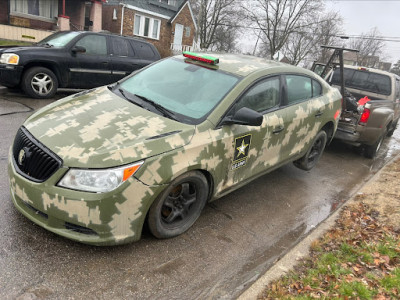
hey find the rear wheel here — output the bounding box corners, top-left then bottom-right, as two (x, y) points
(386, 120), (398, 137)
(364, 131), (386, 158)
(294, 130), (327, 171)
(148, 171), (208, 239)
(22, 67), (58, 99)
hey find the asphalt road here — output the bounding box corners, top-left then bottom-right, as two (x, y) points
(1, 90), (399, 300)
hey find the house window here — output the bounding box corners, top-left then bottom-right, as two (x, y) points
(159, 0), (177, 5)
(133, 14), (161, 40)
(185, 26), (191, 38)
(11, 0), (58, 20)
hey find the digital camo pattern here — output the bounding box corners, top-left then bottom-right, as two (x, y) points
(8, 55), (342, 245)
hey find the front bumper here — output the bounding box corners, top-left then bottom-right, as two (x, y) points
(0, 64), (23, 87)
(8, 150), (165, 246)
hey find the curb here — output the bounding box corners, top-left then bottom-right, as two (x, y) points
(238, 153), (400, 300)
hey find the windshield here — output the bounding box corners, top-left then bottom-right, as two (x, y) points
(118, 58), (240, 124)
(37, 31), (81, 48)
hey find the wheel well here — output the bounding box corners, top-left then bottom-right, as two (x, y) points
(197, 169), (214, 202)
(23, 62), (62, 86)
(321, 122), (334, 141)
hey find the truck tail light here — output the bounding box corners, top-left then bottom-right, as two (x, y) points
(359, 108), (370, 125)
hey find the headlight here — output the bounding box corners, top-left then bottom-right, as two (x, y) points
(0, 53), (19, 65)
(58, 161), (144, 193)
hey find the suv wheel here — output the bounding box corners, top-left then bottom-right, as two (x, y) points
(22, 67), (58, 99)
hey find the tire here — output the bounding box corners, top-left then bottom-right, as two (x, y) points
(22, 67), (58, 99)
(386, 120), (398, 137)
(364, 131), (385, 159)
(293, 130), (327, 171)
(148, 171), (209, 239)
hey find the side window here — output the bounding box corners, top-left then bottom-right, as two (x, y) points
(111, 37), (129, 57)
(286, 75), (312, 104)
(75, 35), (107, 55)
(312, 79), (322, 97)
(235, 77), (280, 113)
(131, 41), (155, 60)
(331, 68), (355, 86)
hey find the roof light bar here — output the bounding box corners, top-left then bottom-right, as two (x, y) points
(183, 51), (219, 65)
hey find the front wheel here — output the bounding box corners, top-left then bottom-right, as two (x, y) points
(148, 171), (209, 239)
(22, 67), (58, 99)
(294, 130), (327, 171)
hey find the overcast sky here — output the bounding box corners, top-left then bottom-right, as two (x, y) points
(325, 0), (400, 63)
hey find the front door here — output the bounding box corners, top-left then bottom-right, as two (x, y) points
(218, 76), (287, 193)
(173, 24), (184, 51)
(68, 34), (112, 88)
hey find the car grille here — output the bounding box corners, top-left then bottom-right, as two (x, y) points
(12, 127), (62, 182)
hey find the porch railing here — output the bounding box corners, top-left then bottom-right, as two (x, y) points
(170, 43), (193, 52)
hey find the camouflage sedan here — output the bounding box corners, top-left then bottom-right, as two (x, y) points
(8, 52), (342, 245)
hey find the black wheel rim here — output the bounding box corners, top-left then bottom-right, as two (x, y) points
(307, 136), (324, 164)
(161, 182), (197, 225)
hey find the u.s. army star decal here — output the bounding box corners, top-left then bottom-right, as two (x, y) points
(237, 140), (248, 157)
(232, 134), (252, 170)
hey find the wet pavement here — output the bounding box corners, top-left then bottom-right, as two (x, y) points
(1, 90), (399, 299)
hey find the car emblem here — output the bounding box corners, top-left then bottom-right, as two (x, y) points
(18, 149), (26, 166)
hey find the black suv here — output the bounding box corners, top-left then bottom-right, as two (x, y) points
(0, 31), (161, 99)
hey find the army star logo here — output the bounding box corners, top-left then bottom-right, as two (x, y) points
(237, 140), (249, 157)
(232, 134), (252, 170)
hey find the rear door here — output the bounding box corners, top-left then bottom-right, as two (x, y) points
(68, 34), (112, 88)
(109, 36), (140, 82)
(281, 74), (325, 159)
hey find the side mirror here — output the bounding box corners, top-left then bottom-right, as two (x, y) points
(71, 45), (86, 54)
(221, 107), (263, 127)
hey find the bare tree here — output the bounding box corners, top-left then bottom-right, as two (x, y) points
(348, 27), (385, 67)
(211, 25), (239, 52)
(390, 60), (400, 76)
(190, 0), (238, 50)
(244, 0), (324, 59)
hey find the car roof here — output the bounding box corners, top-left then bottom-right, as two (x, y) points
(343, 64), (399, 79)
(175, 53), (304, 77)
(66, 30), (151, 44)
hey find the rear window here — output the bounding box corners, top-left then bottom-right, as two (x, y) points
(331, 68), (391, 96)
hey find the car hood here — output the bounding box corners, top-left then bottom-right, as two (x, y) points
(0, 46), (49, 54)
(23, 87), (196, 168)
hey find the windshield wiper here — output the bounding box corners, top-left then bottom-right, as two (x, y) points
(134, 94), (178, 121)
(39, 42), (53, 48)
(117, 89), (144, 108)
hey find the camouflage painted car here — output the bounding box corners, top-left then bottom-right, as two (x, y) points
(8, 52), (342, 245)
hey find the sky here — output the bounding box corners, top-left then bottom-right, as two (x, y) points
(239, 0), (400, 65)
(325, 0), (400, 63)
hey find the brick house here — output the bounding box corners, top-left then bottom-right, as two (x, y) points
(0, 0), (105, 42)
(102, 0), (197, 58)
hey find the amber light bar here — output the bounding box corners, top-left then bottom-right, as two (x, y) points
(183, 51), (219, 65)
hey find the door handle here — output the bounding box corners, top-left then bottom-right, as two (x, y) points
(272, 126), (284, 134)
(315, 110), (324, 117)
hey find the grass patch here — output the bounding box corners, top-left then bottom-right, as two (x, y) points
(259, 203), (400, 299)
(0, 39), (32, 47)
